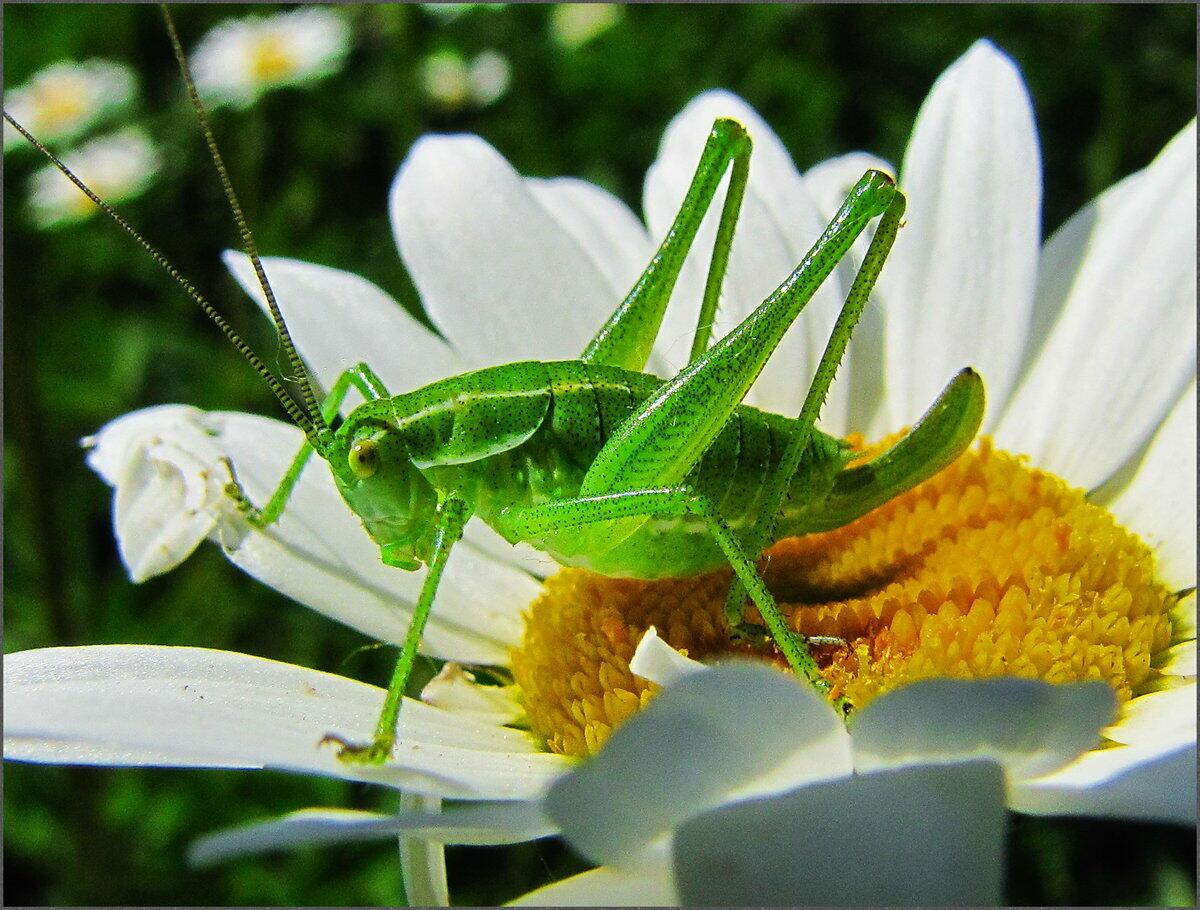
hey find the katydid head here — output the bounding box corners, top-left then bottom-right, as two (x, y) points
(325, 413), (439, 571)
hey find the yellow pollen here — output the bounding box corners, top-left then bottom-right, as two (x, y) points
(250, 34), (299, 83)
(511, 438), (1179, 757)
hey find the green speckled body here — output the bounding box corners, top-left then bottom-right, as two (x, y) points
(335, 360), (850, 579)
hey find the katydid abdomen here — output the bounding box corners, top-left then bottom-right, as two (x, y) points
(335, 358), (981, 580)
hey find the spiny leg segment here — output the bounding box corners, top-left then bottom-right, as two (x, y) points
(722, 188), (907, 633)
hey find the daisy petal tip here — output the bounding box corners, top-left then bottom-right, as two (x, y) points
(628, 626), (704, 686)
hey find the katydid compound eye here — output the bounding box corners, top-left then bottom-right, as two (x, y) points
(348, 439), (379, 478)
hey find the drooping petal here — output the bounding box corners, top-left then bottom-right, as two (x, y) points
(545, 662), (850, 866)
(83, 405), (232, 582)
(389, 134), (621, 367)
(643, 90), (862, 431)
(511, 854), (679, 907)
(398, 793), (450, 909)
(876, 40), (1042, 436)
(994, 120), (1197, 489)
(851, 677), (1116, 782)
(1106, 382), (1197, 592)
(188, 800), (556, 867)
(4, 646), (569, 799)
(222, 252), (466, 400)
(673, 761), (1006, 906)
(1011, 740), (1196, 826)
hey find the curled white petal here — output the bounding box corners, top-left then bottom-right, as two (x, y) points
(627, 626), (704, 686)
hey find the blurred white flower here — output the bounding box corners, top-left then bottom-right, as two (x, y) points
(27, 127), (161, 229)
(4, 37), (1195, 907)
(190, 7), (351, 110)
(420, 48), (511, 111)
(550, 3), (622, 50)
(3, 58), (136, 152)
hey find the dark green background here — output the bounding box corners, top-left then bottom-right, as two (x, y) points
(4, 3), (1195, 905)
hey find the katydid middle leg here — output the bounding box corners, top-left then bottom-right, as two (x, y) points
(225, 361), (391, 527)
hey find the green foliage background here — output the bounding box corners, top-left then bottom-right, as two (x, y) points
(3, 3), (1195, 905)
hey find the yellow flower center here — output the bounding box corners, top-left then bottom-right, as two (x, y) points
(250, 33), (299, 83)
(511, 438), (1179, 757)
(32, 78), (87, 133)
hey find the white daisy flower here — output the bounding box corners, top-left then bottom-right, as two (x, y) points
(189, 7), (351, 110)
(420, 49), (511, 111)
(3, 58), (137, 152)
(549, 4), (622, 50)
(27, 127), (161, 229)
(4, 39), (1194, 904)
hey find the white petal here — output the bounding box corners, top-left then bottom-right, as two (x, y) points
(4, 645), (568, 799)
(390, 134), (619, 367)
(420, 663), (524, 726)
(851, 677), (1116, 782)
(803, 151), (896, 435)
(1172, 592), (1197, 644)
(188, 800), (556, 867)
(85, 406), (233, 582)
(877, 40), (1042, 435)
(1158, 641), (1197, 678)
(627, 626), (704, 686)
(1107, 685), (1196, 749)
(510, 857), (679, 907)
(398, 793), (449, 909)
(1012, 740), (1195, 825)
(525, 176), (653, 315)
(643, 90), (860, 429)
(545, 662), (849, 865)
(994, 120), (1197, 489)
(673, 761), (1006, 906)
(222, 253), (466, 401)
(1106, 382), (1197, 591)
(210, 411), (539, 664)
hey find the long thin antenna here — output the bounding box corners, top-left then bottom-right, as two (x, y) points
(159, 3), (326, 433)
(4, 110), (319, 441)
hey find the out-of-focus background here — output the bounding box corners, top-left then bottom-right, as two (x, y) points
(3, 3), (1195, 905)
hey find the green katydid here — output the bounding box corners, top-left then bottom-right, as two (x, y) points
(5, 4), (985, 765)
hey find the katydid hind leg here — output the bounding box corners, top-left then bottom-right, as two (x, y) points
(577, 170), (897, 506)
(582, 119), (751, 372)
(724, 189), (908, 631)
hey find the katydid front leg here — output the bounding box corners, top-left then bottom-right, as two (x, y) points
(325, 493), (472, 764)
(225, 361), (391, 527)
